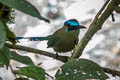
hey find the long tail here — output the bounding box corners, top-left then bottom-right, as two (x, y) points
(16, 35), (51, 41)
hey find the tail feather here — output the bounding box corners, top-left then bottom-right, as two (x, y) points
(16, 35), (51, 41)
(16, 37), (25, 40)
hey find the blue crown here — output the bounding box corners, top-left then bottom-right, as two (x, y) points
(64, 19), (79, 27)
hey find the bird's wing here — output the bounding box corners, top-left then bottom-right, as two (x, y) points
(74, 38), (79, 45)
(47, 36), (58, 48)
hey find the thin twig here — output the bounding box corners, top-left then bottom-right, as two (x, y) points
(10, 65), (17, 78)
(111, 13), (115, 22)
(45, 72), (55, 80)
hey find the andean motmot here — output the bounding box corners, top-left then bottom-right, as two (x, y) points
(16, 19), (86, 53)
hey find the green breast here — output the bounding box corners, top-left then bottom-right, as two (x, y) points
(53, 26), (79, 53)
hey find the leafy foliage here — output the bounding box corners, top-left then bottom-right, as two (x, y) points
(0, 20), (6, 49)
(0, 47), (11, 68)
(0, 0), (50, 79)
(56, 59), (108, 80)
(0, 0), (50, 23)
(4, 21), (17, 44)
(0, 3), (14, 23)
(0, 3), (16, 44)
(11, 51), (34, 65)
(15, 64), (45, 80)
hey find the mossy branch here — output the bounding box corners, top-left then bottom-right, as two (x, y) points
(103, 67), (120, 77)
(70, 0), (119, 59)
(5, 43), (68, 63)
(5, 43), (120, 77)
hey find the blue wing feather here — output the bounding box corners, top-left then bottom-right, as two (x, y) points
(47, 36), (58, 48)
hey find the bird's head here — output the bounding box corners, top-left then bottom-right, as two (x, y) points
(64, 19), (86, 32)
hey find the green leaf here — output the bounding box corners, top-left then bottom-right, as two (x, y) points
(0, 20), (6, 49)
(0, 47), (11, 68)
(0, 0), (50, 23)
(11, 51), (34, 65)
(4, 22), (16, 44)
(15, 64), (45, 80)
(56, 59), (108, 80)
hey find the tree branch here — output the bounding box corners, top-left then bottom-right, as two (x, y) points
(70, 0), (119, 59)
(103, 67), (120, 77)
(115, 5), (120, 13)
(5, 43), (120, 77)
(5, 43), (68, 63)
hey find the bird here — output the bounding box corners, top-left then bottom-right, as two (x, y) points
(16, 19), (86, 54)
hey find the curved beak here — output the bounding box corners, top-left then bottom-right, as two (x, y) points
(78, 25), (86, 29)
(67, 25), (86, 32)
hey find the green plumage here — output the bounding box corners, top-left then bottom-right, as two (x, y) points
(16, 19), (86, 53)
(47, 25), (79, 53)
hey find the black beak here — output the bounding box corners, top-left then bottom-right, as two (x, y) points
(78, 25), (86, 29)
(67, 25), (86, 32)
